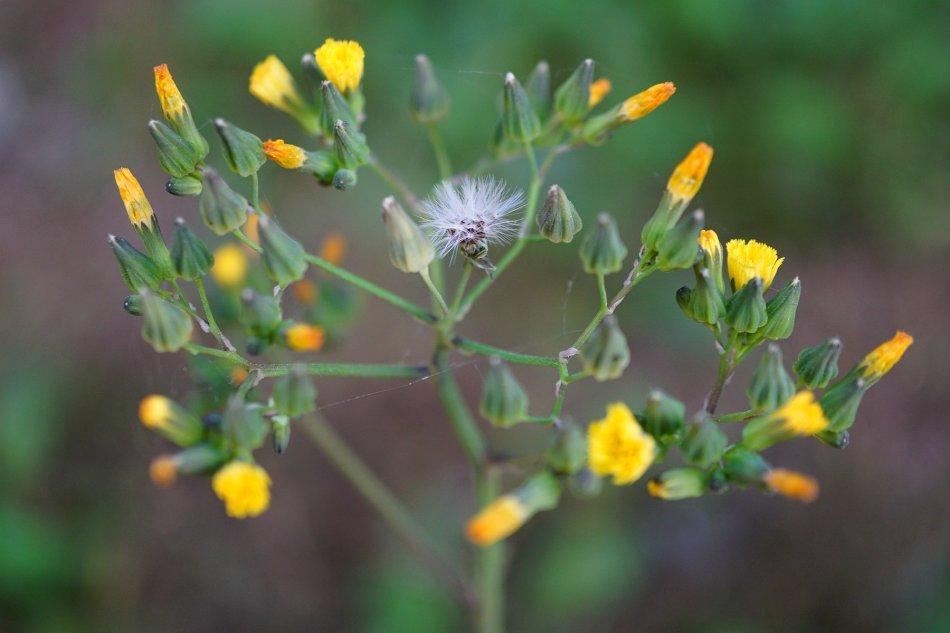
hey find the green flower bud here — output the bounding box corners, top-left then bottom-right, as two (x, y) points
(332, 120), (369, 170)
(641, 389), (686, 439)
(682, 414), (727, 468)
(304, 149), (337, 185)
(479, 357), (529, 427)
(172, 444), (228, 475)
(513, 471), (561, 512)
(579, 213), (627, 274)
(502, 72), (541, 143)
(166, 174), (203, 197)
(320, 80), (357, 134)
(568, 467), (603, 499)
(721, 446), (771, 486)
(761, 277), (802, 340)
(675, 286), (692, 317)
(108, 234), (162, 291)
(381, 196), (434, 273)
(222, 396), (268, 452)
(198, 168), (249, 236)
(272, 415), (291, 454)
(241, 289), (283, 337)
(525, 60), (551, 120)
(139, 394), (204, 447)
(258, 214), (308, 287)
(154, 64), (209, 159)
(748, 344), (796, 412)
(489, 117), (518, 159)
(214, 118), (266, 177)
(409, 54), (450, 123)
(170, 218), (213, 280)
(300, 52), (325, 102)
(332, 168), (358, 190)
(819, 377), (867, 433)
(554, 58), (594, 123)
(794, 338), (842, 389)
(272, 365), (317, 419)
(579, 315), (630, 382)
(123, 293), (143, 316)
(656, 210), (703, 271)
(685, 267), (725, 325)
(148, 119), (201, 178)
(815, 429), (850, 449)
(537, 185), (583, 243)
(647, 467), (706, 500)
(725, 277), (767, 333)
(641, 192), (689, 253)
(140, 290), (193, 353)
(546, 422), (587, 475)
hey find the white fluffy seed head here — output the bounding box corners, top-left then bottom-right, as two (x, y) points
(420, 176), (524, 259)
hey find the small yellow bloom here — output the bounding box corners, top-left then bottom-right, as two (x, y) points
(771, 391), (829, 436)
(860, 331), (913, 380)
(230, 366), (250, 386)
(149, 455), (178, 487)
(646, 480), (669, 499)
(588, 78), (612, 107)
(698, 229), (721, 258)
(765, 468), (819, 503)
(113, 168), (154, 229)
(726, 238), (784, 291)
(211, 244), (248, 288)
(314, 38), (365, 93)
(466, 495), (531, 546)
(250, 55), (304, 114)
(587, 402), (657, 485)
(666, 141), (713, 201)
(212, 461), (271, 519)
(620, 82), (676, 121)
(153, 63), (186, 120)
(285, 323), (326, 351)
(262, 139), (307, 169)
(139, 394), (173, 429)
(320, 232), (347, 266)
(292, 279), (318, 304)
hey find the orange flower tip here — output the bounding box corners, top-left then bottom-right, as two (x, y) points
(149, 456), (178, 487)
(319, 232), (347, 266)
(620, 82), (676, 121)
(262, 139), (307, 169)
(285, 323), (326, 352)
(647, 479), (666, 499)
(765, 469), (819, 503)
(588, 78), (612, 107)
(153, 63), (186, 119)
(465, 496), (530, 547)
(139, 394), (171, 428)
(666, 142), (713, 201)
(230, 366), (250, 386)
(113, 167), (155, 229)
(861, 331), (913, 379)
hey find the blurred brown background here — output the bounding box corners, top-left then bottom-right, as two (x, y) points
(1, 1), (948, 631)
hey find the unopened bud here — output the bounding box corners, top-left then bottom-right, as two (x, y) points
(537, 185), (583, 243)
(794, 338), (842, 389)
(222, 396), (268, 452)
(554, 58), (594, 123)
(748, 344), (796, 412)
(641, 389), (686, 439)
(198, 168), (249, 235)
(722, 446), (771, 486)
(656, 209), (703, 271)
(524, 60), (551, 119)
(241, 289), (283, 337)
(580, 315), (630, 382)
(123, 293), (143, 316)
(332, 168), (358, 190)
(381, 196), (434, 273)
(272, 415), (291, 454)
(332, 120), (369, 170)
(139, 394), (203, 446)
(819, 377), (867, 433)
(166, 174), (203, 197)
(148, 119), (202, 178)
(479, 357), (529, 427)
(140, 290), (193, 352)
(258, 214), (307, 286)
(647, 467), (706, 500)
(546, 422), (587, 475)
(567, 467), (603, 499)
(682, 414), (727, 468)
(170, 218), (213, 280)
(320, 80), (357, 133)
(502, 72), (541, 143)
(153, 63), (208, 159)
(410, 54), (450, 123)
(214, 118), (266, 177)
(579, 213), (627, 274)
(108, 235), (162, 291)
(761, 278), (801, 340)
(272, 365), (317, 418)
(725, 277), (767, 333)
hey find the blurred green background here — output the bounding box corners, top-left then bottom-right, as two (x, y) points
(1, 0), (948, 631)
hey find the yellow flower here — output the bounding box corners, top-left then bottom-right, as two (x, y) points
(860, 331), (913, 380)
(765, 468), (819, 503)
(212, 461), (271, 519)
(139, 394), (174, 429)
(587, 402), (657, 485)
(771, 391), (829, 436)
(250, 55), (304, 114)
(262, 139), (307, 169)
(588, 77), (612, 107)
(149, 455), (178, 487)
(314, 38), (365, 93)
(698, 229), (721, 258)
(153, 63), (186, 120)
(113, 168), (154, 229)
(666, 141), (713, 201)
(620, 82), (676, 121)
(726, 238), (784, 291)
(285, 323), (326, 351)
(466, 495), (531, 546)
(320, 232), (347, 266)
(211, 244), (248, 287)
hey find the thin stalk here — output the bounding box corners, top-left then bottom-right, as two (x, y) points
(194, 277), (235, 352)
(232, 228), (262, 254)
(368, 154), (422, 212)
(453, 337), (560, 368)
(715, 409), (756, 424)
(182, 342), (247, 366)
(256, 362), (429, 379)
(433, 347), (487, 467)
(420, 268), (449, 316)
(250, 173), (261, 211)
(596, 272), (608, 311)
(426, 123), (453, 181)
(519, 141), (541, 237)
(475, 467), (504, 633)
(704, 332), (738, 414)
(449, 262), (474, 319)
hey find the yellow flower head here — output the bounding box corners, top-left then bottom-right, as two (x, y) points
(666, 141), (713, 201)
(285, 323), (326, 351)
(320, 232), (347, 266)
(587, 402), (657, 485)
(698, 229), (721, 258)
(726, 238), (784, 291)
(212, 461), (271, 519)
(210, 244), (248, 287)
(114, 168), (154, 229)
(250, 55), (304, 114)
(620, 82), (676, 121)
(139, 394), (173, 429)
(765, 468), (819, 503)
(153, 63), (186, 120)
(466, 495), (530, 546)
(262, 139), (307, 169)
(314, 38), (365, 93)
(860, 331), (913, 380)
(149, 455), (178, 487)
(770, 391), (829, 436)
(588, 77), (612, 107)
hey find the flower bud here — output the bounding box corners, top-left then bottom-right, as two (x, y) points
(582, 82), (675, 144)
(742, 390), (829, 451)
(815, 429), (850, 449)
(641, 389), (686, 439)
(272, 365), (317, 419)
(170, 218), (213, 280)
(332, 168), (358, 190)
(263, 138), (307, 169)
(725, 277), (767, 333)
(681, 414), (727, 468)
(282, 322), (326, 352)
(537, 185), (583, 243)
(123, 293), (143, 316)
(858, 330), (913, 385)
(108, 235), (162, 291)
(214, 118), (266, 177)
(546, 422), (587, 475)
(698, 229), (725, 294)
(656, 209), (703, 271)
(150, 444), (228, 486)
(410, 54), (450, 123)
(579, 213), (627, 274)
(684, 267), (725, 325)
(212, 460), (272, 518)
(466, 471), (561, 546)
(166, 174), (202, 197)
(567, 467), (603, 499)
(640, 143), (713, 251)
(258, 214), (307, 286)
(332, 120), (369, 170)
(381, 196), (434, 273)
(198, 168), (249, 235)
(748, 344), (796, 412)
(241, 289), (283, 337)
(794, 338), (842, 389)
(554, 58), (594, 123)
(819, 377), (866, 433)
(524, 60), (551, 119)
(721, 446), (771, 486)
(588, 78), (612, 108)
(139, 394), (203, 446)
(140, 291), (193, 352)
(760, 278), (801, 340)
(272, 415), (291, 454)
(579, 315), (630, 382)
(647, 467), (706, 500)
(148, 119), (202, 178)
(502, 72), (541, 143)
(320, 80), (357, 133)
(479, 357), (529, 427)
(249, 55), (319, 134)
(764, 468), (819, 503)
(153, 64), (208, 159)
(306, 149), (338, 185)
(222, 396), (268, 452)
(114, 168), (174, 280)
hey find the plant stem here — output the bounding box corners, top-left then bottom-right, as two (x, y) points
(420, 268), (449, 316)
(256, 362), (429, 379)
(232, 228), (262, 253)
(704, 334), (738, 414)
(519, 141), (541, 237)
(476, 466), (504, 633)
(715, 409), (756, 424)
(194, 277), (235, 352)
(433, 348), (487, 467)
(368, 154), (422, 212)
(426, 123), (453, 181)
(182, 342), (247, 366)
(449, 262), (474, 319)
(453, 337), (561, 368)
(596, 272), (608, 310)
(250, 172), (261, 211)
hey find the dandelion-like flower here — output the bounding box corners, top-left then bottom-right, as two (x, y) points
(212, 461), (272, 519)
(420, 176), (524, 267)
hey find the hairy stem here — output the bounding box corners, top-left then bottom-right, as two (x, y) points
(256, 362), (429, 379)
(453, 337), (560, 368)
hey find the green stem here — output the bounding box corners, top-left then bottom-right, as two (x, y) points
(715, 409), (756, 424)
(596, 272), (608, 310)
(420, 268), (449, 316)
(449, 262), (474, 319)
(193, 277), (233, 352)
(476, 467), (504, 633)
(519, 141), (541, 237)
(368, 154), (422, 213)
(232, 228), (262, 254)
(453, 337), (560, 368)
(426, 123), (453, 181)
(250, 172), (261, 212)
(182, 342), (247, 366)
(704, 332), (738, 414)
(256, 362), (429, 379)
(433, 348), (487, 467)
